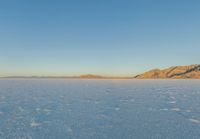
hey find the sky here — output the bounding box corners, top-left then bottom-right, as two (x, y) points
(0, 0), (200, 77)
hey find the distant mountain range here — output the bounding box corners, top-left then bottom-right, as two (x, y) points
(79, 74), (104, 79)
(3, 74), (132, 79)
(135, 64), (200, 79)
(78, 74), (132, 79)
(2, 64), (200, 79)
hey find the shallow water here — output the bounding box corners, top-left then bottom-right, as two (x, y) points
(0, 79), (200, 139)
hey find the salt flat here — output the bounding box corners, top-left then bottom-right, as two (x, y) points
(0, 79), (200, 139)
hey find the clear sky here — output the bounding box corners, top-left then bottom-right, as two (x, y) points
(0, 0), (200, 77)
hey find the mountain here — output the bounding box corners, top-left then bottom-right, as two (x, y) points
(3, 65), (200, 79)
(135, 64), (200, 79)
(79, 74), (104, 79)
(78, 74), (133, 79)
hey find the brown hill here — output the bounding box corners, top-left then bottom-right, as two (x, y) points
(79, 74), (104, 79)
(135, 64), (200, 79)
(78, 74), (133, 79)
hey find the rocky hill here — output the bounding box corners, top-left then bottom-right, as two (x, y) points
(135, 64), (200, 79)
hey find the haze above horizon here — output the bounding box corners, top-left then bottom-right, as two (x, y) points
(0, 0), (200, 77)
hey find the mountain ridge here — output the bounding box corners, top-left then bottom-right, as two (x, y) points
(2, 64), (200, 79)
(135, 64), (200, 79)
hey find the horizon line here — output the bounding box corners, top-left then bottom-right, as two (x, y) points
(1, 64), (199, 79)
(0, 74), (135, 79)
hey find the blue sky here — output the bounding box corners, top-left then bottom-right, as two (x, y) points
(0, 0), (200, 77)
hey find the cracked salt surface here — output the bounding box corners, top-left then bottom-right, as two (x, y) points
(67, 127), (73, 133)
(168, 101), (176, 104)
(115, 107), (120, 111)
(30, 120), (41, 127)
(189, 119), (200, 124)
(160, 108), (169, 111)
(170, 108), (181, 111)
(0, 79), (200, 139)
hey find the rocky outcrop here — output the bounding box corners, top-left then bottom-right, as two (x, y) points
(135, 64), (200, 79)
